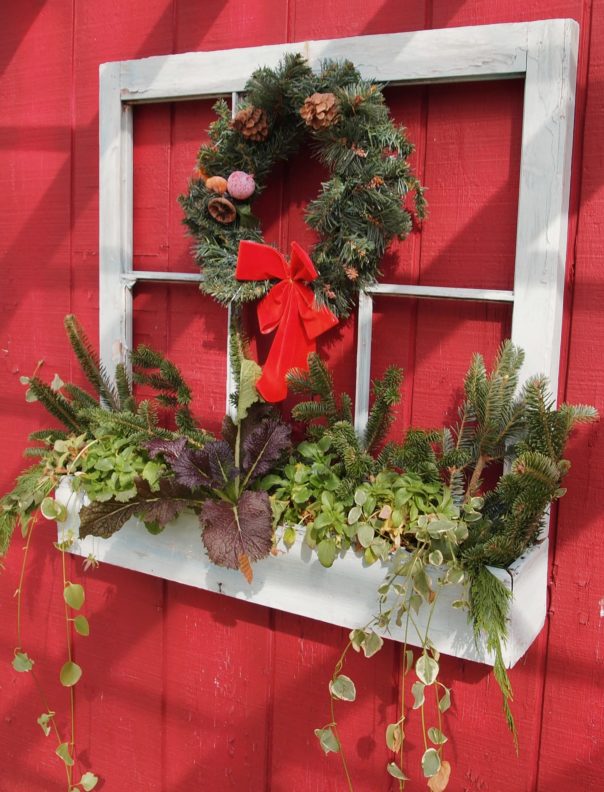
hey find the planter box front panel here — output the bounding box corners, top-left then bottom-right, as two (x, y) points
(56, 480), (547, 668)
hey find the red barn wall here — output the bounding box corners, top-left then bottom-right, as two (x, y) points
(1, 2), (602, 790)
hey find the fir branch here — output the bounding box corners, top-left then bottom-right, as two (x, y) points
(63, 383), (99, 410)
(468, 566), (518, 749)
(28, 428), (69, 443)
(363, 366), (403, 453)
(27, 377), (84, 434)
(115, 363), (135, 411)
(63, 314), (119, 410)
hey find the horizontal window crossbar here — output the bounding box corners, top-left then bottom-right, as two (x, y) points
(121, 271), (204, 288)
(365, 283), (515, 303)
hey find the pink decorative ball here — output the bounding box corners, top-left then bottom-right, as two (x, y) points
(227, 170), (256, 201)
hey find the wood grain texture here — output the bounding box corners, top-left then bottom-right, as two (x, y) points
(1, 1), (602, 791)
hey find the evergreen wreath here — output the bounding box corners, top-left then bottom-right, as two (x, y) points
(179, 53), (426, 317)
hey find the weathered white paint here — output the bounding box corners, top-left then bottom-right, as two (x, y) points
(97, 21), (578, 659)
(121, 271), (204, 285)
(99, 62), (133, 376)
(117, 24), (528, 104)
(510, 18), (579, 394)
(354, 290), (374, 433)
(366, 283), (515, 302)
(55, 478), (547, 668)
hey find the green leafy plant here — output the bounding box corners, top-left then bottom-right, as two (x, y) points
(1, 315), (212, 790)
(308, 342), (597, 789)
(118, 357), (293, 579)
(1, 322), (597, 791)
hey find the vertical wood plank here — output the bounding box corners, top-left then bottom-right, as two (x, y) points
(68, 3), (183, 788)
(0, 2), (77, 788)
(536, 0), (604, 788)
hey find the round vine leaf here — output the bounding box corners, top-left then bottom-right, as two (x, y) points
(411, 681), (425, 709)
(446, 568), (464, 585)
(422, 747), (442, 778)
(427, 759), (452, 791)
(56, 742), (74, 766)
(60, 660), (82, 687)
(64, 583), (85, 610)
(428, 727), (448, 745)
(438, 686), (451, 713)
(41, 497), (66, 522)
(385, 722), (403, 753)
(347, 505), (362, 525)
(12, 650), (34, 673)
(79, 771), (99, 791)
(314, 726), (340, 754)
(416, 655), (439, 686)
(73, 615), (90, 637)
(386, 762), (409, 781)
(329, 674), (356, 702)
(362, 630), (383, 658)
(428, 549), (444, 567)
(37, 711), (54, 736)
(354, 489), (367, 507)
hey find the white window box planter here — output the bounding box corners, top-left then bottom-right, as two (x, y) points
(56, 478), (547, 668)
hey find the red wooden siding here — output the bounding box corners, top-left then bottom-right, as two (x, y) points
(1, 2), (602, 790)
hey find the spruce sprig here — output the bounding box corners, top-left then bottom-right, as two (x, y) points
(468, 566), (518, 748)
(288, 353), (403, 492)
(64, 315), (120, 409)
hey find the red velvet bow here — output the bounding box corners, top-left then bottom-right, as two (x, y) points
(235, 240), (338, 402)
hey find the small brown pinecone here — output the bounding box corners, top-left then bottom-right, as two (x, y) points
(208, 196), (237, 224)
(343, 265), (359, 281)
(300, 92), (341, 131)
(231, 106), (269, 141)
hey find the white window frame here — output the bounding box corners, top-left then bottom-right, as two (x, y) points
(100, 20), (578, 425)
(90, 20), (580, 664)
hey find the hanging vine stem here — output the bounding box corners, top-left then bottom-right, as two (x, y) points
(60, 543), (77, 774)
(398, 611), (412, 791)
(329, 639), (356, 792)
(14, 515), (73, 790)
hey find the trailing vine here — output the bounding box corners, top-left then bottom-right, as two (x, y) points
(0, 318), (597, 788)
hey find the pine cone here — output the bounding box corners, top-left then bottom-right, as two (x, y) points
(208, 197), (237, 224)
(232, 106), (269, 141)
(300, 92), (341, 131)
